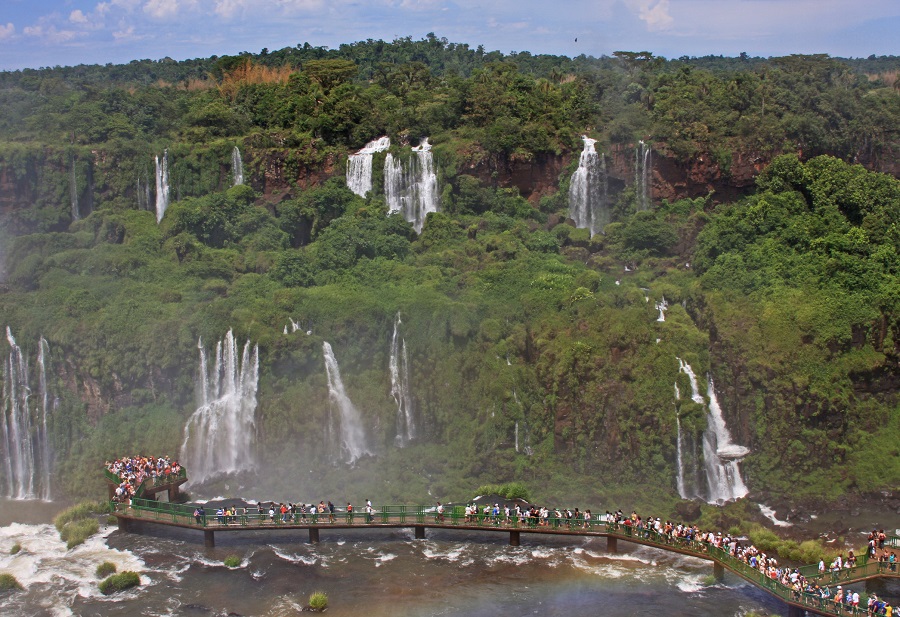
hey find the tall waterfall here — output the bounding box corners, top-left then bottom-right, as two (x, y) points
(384, 138), (439, 233)
(675, 358), (748, 502)
(180, 331), (259, 484)
(2, 328), (52, 500)
(323, 342), (371, 463)
(702, 376), (749, 503)
(232, 146), (244, 186)
(568, 136), (610, 235)
(155, 150), (170, 223)
(70, 156), (80, 221)
(390, 313), (414, 445)
(347, 136), (390, 197)
(656, 296), (668, 322)
(635, 140), (652, 211)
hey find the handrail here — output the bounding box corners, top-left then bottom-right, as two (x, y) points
(110, 498), (899, 617)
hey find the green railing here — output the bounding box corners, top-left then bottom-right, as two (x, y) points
(111, 498), (898, 616)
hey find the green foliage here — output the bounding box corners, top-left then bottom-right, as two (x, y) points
(223, 555), (241, 568)
(54, 501), (109, 532)
(96, 562), (117, 578)
(474, 482), (530, 501)
(308, 590), (328, 611)
(9, 544), (20, 555)
(59, 519), (100, 550)
(98, 571), (140, 595)
(0, 573), (23, 592)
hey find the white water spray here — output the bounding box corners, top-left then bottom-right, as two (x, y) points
(656, 296), (668, 322)
(2, 328), (52, 500)
(702, 376), (749, 503)
(347, 136), (390, 197)
(635, 140), (652, 211)
(232, 146), (244, 186)
(568, 136), (609, 235)
(384, 138), (439, 233)
(323, 342), (371, 463)
(155, 149), (170, 223)
(180, 331), (259, 484)
(390, 313), (414, 445)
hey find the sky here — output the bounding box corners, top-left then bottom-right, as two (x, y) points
(1, 0), (899, 71)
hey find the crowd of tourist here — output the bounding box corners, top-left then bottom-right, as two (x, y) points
(106, 455), (182, 502)
(196, 498), (377, 525)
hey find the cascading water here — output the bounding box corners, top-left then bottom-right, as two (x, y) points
(384, 138), (439, 233)
(568, 136), (610, 235)
(180, 331), (259, 484)
(390, 313), (414, 445)
(635, 140), (652, 211)
(656, 296), (668, 322)
(347, 136), (390, 197)
(674, 382), (686, 498)
(70, 156), (79, 221)
(2, 328), (52, 500)
(702, 376), (749, 503)
(232, 146), (244, 186)
(323, 342), (371, 463)
(155, 150), (170, 223)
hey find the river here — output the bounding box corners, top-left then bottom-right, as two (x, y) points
(0, 499), (804, 617)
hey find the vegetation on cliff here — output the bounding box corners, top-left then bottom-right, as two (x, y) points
(0, 37), (898, 508)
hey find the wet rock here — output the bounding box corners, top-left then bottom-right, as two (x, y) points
(675, 501), (702, 521)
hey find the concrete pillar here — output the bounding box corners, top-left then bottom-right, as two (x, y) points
(309, 528), (320, 543)
(713, 562), (725, 582)
(509, 531), (520, 546)
(168, 485), (179, 502)
(204, 530), (215, 548)
(117, 517), (129, 533)
(607, 536), (617, 553)
(414, 526), (425, 540)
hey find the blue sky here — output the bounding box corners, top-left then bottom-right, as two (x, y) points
(1, 0), (899, 71)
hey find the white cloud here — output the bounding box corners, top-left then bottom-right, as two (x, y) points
(214, 0), (246, 18)
(143, 0), (180, 18)
(70, 10), (89, 24)
(113, 23), (137, 40)
(637, 0), (673, 32)
(23, 25), (78, 44)
(0, 23), (14, 40)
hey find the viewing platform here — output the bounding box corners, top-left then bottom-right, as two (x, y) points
(105, 467), (187, 503)
(109, 494), (900, 617)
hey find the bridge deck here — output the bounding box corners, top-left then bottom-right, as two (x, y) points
(111, 502), (899, 617)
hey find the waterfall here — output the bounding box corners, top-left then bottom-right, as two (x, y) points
(390, 313), (414, 445)
(155, 150), (170, 223)
(37, 337), (52, 501)
(2, 328), (52, 500)
(676, 358), (748, 502)
(347, 136), (390, 197)
(635, 140), (652, 211)
(568, 136), (610, 235)
(323, 342), (371, 463)
(180, 331), (259, 484)
(70, 156), (79, 221)
(384, 138), (439, 233)
(232, 146), (244, 186)
(702, 376), (749, 503)
(674, 382), (686, 498)
(656, 296), (668, 322)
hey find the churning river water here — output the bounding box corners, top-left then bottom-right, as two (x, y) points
(0, 499), (799, 617)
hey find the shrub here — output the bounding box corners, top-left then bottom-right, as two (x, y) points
(96, 562), (117, 578)
(474, 482), (530, 501)
(53, 501), (108, 532)
(308, 590), (328, 611)
(59, 518), (99, 549)
(0, 573), (23, 592)
(98, 571), (140, 595)
(223, 555), (241, 568)
(9, 543), (20, 555)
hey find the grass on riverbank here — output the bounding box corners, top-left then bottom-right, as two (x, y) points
(98, 571), (140, 595)
(54, 500), (109, 549)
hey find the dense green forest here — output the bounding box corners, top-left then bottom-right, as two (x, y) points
(0, 36), (898, 510)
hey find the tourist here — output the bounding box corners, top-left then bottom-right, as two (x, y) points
(328, 501), (335, 523)
(436, 501), (444, 522)
(366, 499), (374, 523)
(346, 502), (354, 523)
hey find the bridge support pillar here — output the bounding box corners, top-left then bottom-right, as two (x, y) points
(509, 531), (520, 546)
(309, 528), (320, 544)
(168, 485), (180, 502)
(713, 562), (725, 582)
(414, 526), (425, 540)
(787, 605), (803, 617)
(204, 530), (215, 548)
(606, 537), (617, 553)
(117, 517), (129, 533)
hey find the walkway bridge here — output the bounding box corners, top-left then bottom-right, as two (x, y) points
(111, 496), (900, 617)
